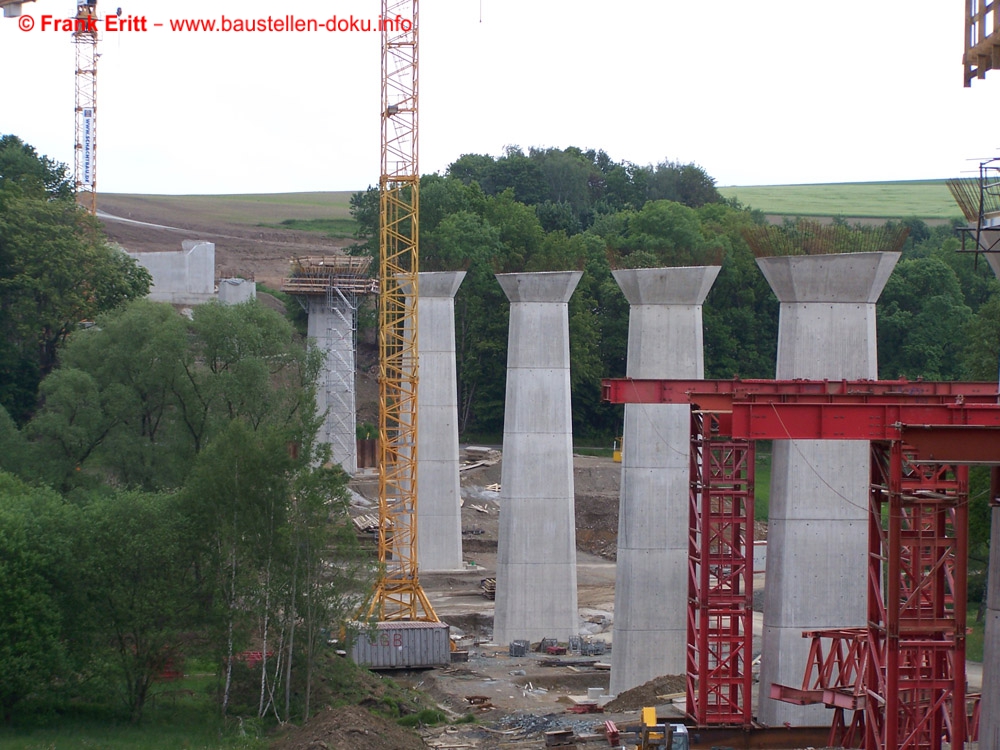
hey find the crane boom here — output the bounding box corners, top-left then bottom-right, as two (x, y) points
(367, 0), (436, 622)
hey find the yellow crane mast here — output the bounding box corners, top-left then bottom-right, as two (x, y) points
(366, 0), (437, 622)
(73, 0), (98, 214)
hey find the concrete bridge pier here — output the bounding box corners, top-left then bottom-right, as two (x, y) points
(755, 251), (899, 727)
(975, 248), (1000, 745)
(308, 293), (357, 474)
(609, 266), (720, 696)
(415, 271), (466, 572)
(492, 271), (582, 645)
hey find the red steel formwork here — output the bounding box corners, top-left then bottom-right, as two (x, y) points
(601, 378), (996, 746)
(778, 448), (972, 750)
(767, 627), (870, 746)
(686, 413), (755, 726)
(864, 444), (968, 750)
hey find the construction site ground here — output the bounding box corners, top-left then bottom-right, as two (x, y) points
(94, 201), (981, 750)
(348, 454), (784, 750)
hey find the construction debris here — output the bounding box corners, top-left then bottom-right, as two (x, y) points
(565, 702), (603, 714)
(352, 513), (382, 533)
(459, 447), (502, 473)
(464, 695), (495, 711)
(543, 728), (576, 746)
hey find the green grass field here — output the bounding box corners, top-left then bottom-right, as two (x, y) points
(105, 180), (963, 227)
(719, 180), (963, 220)
(261, 216), (360, 239)
(0, 717), (265, 750)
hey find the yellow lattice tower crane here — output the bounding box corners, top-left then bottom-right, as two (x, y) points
(364, 0), (438, 622)
(73, 0), (98, 214)
(1, 0), (98, 214)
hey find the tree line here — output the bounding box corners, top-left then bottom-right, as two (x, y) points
(351, 147), (1000, 585)
(4, 133), (1000, 724)
(350, 146), (1000, 441)
(0, 136), (368, 726)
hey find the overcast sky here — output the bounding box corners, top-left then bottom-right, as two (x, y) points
(3, 0), (998, 195)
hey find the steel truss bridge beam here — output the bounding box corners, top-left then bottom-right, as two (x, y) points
(602, 378), (992, 746)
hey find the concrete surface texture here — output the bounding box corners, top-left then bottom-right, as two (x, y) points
(217, 277), (256, 305)
(980, 506), (1000, 746)
(415, 271), (466, 572)
(976, 249), (1000, 745)
(492, 271), (582, 644)
(755, 251), (899, 727)
(129, 240), (216, 304)
(986, 244), (1000, 280)
(609, 266), (721, 696)
(308, 294), (357, 474)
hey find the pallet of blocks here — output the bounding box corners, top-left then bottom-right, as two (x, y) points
(480, 577), (496, 600)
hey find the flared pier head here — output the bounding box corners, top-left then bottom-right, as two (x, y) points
(609, 266), (720, 696)
(755, 251), (899, 727)
(415, 271), (467, 572)
(492, 271), (582, 645)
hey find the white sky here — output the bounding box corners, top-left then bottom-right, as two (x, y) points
(2, 0), (999, 195)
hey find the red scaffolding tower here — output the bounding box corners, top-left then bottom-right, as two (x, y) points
(602, 377), (996, 747)
(686, 412), (755, 725)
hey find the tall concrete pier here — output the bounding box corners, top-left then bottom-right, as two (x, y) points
(308, 294), (357, 474)
(609, 266), (720, 695)
(975, 248), (1000, 744)
(981, 505), (1000, 747)
(415, 271), (466, 572)
(756, 252), (899, 726)
(493, 271), (581, 644)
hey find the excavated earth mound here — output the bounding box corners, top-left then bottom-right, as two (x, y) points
(269, 705), (427, 750)
(604, 675), (687, 713)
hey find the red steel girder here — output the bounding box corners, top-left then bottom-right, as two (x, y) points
(686, 413), (755, 727)
(602, 378), (1000, 461)
(602, 377), (999, 408)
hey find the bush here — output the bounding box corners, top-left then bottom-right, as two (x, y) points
(397, 708), (446, 728)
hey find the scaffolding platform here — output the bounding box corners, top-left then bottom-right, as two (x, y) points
(280, 256), (378, 296)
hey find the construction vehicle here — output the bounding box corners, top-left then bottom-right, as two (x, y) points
(606, 708), (689, 750)
(635, 708), (688, 750)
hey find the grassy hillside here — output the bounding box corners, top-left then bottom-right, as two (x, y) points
(719, 180), (963, 220)
(104, 181), (964, 227)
